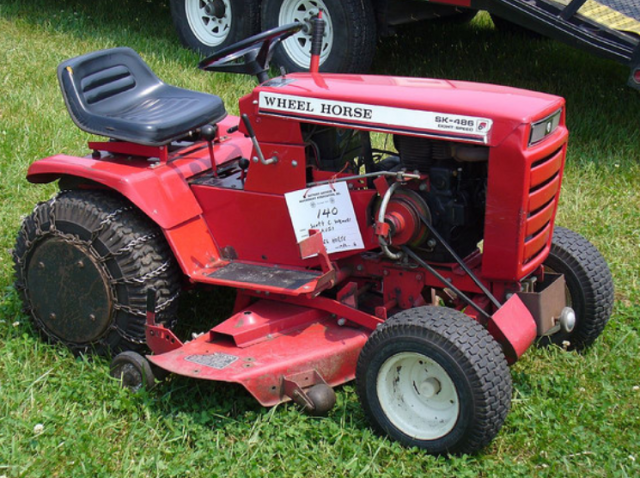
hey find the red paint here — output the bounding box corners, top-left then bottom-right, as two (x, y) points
(488, 294), (538, 364)
(148, 312), (369, 406)
(28, 66), (573, 407)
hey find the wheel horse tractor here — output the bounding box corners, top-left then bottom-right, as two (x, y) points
(13, 16), (613, 454)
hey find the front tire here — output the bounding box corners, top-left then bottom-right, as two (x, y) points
(170, 0), (261, 55)
(13, 190), (181, 355)
(261, 0), (377, 73)
(356, 307), (512, 454)
(542, 226), (614, 350)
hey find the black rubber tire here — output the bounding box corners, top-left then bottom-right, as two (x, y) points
(110, 351), (156, 392)
(170, 0), (261, 56)
(261, 0), (377, 73)
(356, 307), (512, 455)
(541, 226), (614, 350)
(13, 190), (181, 356)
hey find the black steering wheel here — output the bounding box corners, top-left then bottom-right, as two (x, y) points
(198, 22), (305, 82)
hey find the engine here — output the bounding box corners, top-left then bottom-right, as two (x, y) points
(392, 135), (488, 262)
(302, 124), (489, 263)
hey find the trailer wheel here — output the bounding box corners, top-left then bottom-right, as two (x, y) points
(111, 351), (156, 392)
(541, 226), (614, 350)
(261, 0), (376, 73)
(13, 190), (181, 356)
(356, 307), (511, 454)
(170, 0), (260, 55)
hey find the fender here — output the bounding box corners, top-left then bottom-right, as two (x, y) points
(27, 116), (253, 276)
(27, 116), (250, 229)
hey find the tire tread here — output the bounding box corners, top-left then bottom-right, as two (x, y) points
(356, 306), (512, 454)
(13, 190), (181, 355)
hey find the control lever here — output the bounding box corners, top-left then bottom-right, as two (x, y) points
(241, 114), (278, 165)
(201, 124), (218, 177)
(309, 11), (325, 73)
(239, 157), (250, 184)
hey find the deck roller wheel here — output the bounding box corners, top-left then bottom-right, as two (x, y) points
(305, 383), (336, 416)
(110, 351), (156, 392)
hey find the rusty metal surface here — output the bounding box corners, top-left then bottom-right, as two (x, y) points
(517, 273), (567, 336)
(207, 261), (321, 290)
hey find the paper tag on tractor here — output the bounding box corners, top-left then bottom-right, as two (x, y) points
(285, 182), (364, 254)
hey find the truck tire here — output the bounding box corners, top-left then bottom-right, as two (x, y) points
(261, 0), (376, 73)
(541, 226), (614, 350)
(356, 306), (512, 454)
(13, 190), (182, 356)
(170, 0), (261, 55)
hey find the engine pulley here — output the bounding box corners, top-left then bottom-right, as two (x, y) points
(377, 187), (431, 248)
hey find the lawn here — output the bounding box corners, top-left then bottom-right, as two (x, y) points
(0, 0), (639, 477)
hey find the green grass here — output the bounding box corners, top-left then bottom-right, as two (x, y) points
(1, 1), (639, 476)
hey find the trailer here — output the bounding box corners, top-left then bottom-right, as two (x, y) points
(169, 0), (640, 89)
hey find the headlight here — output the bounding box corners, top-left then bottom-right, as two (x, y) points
(529, 109), (562, 146)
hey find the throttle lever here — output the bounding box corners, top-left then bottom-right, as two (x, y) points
(241, 114), (278, 165)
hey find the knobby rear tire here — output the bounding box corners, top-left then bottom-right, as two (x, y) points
(13, 190), (181, 355)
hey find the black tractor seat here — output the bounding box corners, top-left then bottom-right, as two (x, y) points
(57, 47), (227, 146)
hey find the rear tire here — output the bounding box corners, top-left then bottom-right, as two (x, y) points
(13, 190), (181, 355)
(262, 0), (376, 73)
(170, 0), (261, 55)
(541, 226), (614, 350)
(356, 306), (511, 454)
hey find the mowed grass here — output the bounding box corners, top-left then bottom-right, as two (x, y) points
(1, 0), (639, 476)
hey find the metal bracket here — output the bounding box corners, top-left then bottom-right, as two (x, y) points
(145, 289), (183, 355)
(282, 370), (327, 410)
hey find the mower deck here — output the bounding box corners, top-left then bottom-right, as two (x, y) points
(148, 300), (369, 406)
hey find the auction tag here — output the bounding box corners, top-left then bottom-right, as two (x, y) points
(285, 182), (364, 254)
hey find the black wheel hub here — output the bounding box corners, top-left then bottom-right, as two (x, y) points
(113, 363), (145, 392)
(205, 0), (226, 18)
(26, 237), (112, 345)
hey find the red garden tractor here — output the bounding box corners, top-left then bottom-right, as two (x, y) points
(13, 19), (613, 454)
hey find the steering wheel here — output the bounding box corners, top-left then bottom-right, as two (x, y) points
(198, 22), (305, 82)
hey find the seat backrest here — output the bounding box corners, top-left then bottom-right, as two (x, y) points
(57, 47), (163, 132)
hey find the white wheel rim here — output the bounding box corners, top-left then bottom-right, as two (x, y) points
(376, 352), (460, 440)
(186, 0), (232, 47)
(278, 0), (334, 68)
